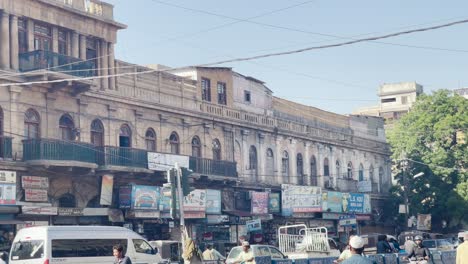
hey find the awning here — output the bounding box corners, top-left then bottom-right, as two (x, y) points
(222, 210), (252, 217)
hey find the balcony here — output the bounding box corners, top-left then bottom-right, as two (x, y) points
(0, 136), (13, 160)
(19, 50), (95, 78)
(96, 146), (149, 171)
(22, 138), (97, 168)
(189, 157), (237, 178)
(336, 178), (358, 192)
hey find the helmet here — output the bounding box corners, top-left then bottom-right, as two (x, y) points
(414, 235), (423, 241)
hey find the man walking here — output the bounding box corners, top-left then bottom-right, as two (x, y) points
(203, 244), (225, 261)
(113, 244), (132, 264)
(342, 236), (372, 264)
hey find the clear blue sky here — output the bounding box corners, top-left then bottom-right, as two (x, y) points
(105, 0), (468, 114)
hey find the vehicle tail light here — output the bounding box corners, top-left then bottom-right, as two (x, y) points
(43, 259), (49, 264)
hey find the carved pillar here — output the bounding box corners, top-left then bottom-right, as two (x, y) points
(108, 42), (116, 90)
(9, 86), (23, 157)
(9, 15), (19, 70)
(0, 12), (11, 69)
(79, 35), (87, 60)
(257, 132), (265, 184)
(100, 40), (109, 90)
(27, 19), (34, 52)
(71, 31), (79, 58)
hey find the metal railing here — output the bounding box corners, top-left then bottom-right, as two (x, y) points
(0, 136), (13, 159)
(22, 138), (96, 163)
(189, 156), (237, 177)
(96, 146), (148, 168)
(19, 50), (95, 77)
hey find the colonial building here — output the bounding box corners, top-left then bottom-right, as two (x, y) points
(0, 0), (392, 253)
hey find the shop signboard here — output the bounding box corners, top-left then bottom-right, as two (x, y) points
(119, 185), (132, 209)
(417, 214), (431, 231)
(268, 193), (280, 213)
(0, 170), (16, 205)
(206, 189), (221, 214)
(246, 218), (262, 232)
(159, 186), (171, 212)
(147, 152), (189, 171)
(21, 176), (49, 189)
(338, 215), (357, 227)
(58, 208), (84, 216)
(128, 210), (160, 218)
(251, 192), (268, 215)
(206, 214), (229, 224)
(342, 193), (371, 213)
(133, 185), (159, 210)
(22, 206), (58, 215)
(357, 181), (372, 193)
(24, 189), (48, 202)
(184, 189), (206, 212)
(322, 191), (342, 213)
(100, 175), (113, 205)
(322, 213), (341, 220)
(281, 184), (322, 216)
(83, 208), (109, 216)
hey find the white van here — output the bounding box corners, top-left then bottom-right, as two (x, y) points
(9, 225), (162, 264)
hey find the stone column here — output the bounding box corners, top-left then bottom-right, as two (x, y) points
(241, 129), (250, 182)
(27, 19), (34, 52)
(100, 40), (109, 90)
(290, 139), (297, 185)
(0, 12), (11, 69)
(316, 144), (324, 188)
(257, 132), (265, 184)
(9, 15), (19, 70)
(79, 35), (87, 60)
(9, 86), (23, 158)
(71, 31), (79, 58)
(304, 142), (311, 185)
(108, 42), (115, 90)
(275, 137), (282, 184)
(52, 27), (59, 53)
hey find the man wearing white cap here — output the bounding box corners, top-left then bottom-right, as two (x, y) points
(234, 241), (255, 264)
(341, 236), (372, 264)
(456, 232), (468, 264)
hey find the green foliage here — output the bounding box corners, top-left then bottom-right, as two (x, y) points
(387, 90), (468, 229)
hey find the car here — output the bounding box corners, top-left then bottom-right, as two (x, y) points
(422, 239), (454, 252)
(225, 245), (286, 264)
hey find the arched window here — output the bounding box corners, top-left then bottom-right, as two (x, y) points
(25, 109), (40, 139)
(369, 165), (375, 181)
(59, 114), (75, 141)
(58, 193), (76, 208)
(282, 151), (289, 177)
(336, 160), (341, 178)
(323, 158), (329, 177)
(90, 119), (104, 146)
(297, 153), (304, 184)
(310, 156), (317, 185)
(119, 124), (132, 147)
(359, 163), (364, 181)
(248, 146), (257, 170)
(169, 132), (179, 154)
(347, 162), (353, 179)
(212, 139), (221, 160)
(145, 128), (156, 151)
(191, 136), (201, 158)
(265, 148), (274, 177)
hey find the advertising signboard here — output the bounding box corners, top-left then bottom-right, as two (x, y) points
(119, 185), (132, 209)
(100, 175), (113, 205)
(0, 171), (16, 205)
(338, 215), (357, 227)
(342, 193), (372, 214)
(417, 214), (432, 231)
(322, 191), (342, 213)
(22, 176), (49, 189)
(147, 152), (189, 171)
(268, 193), (280, 214)
(206, 189), (221, 214)
(251, 192), (269, 215)
(24, 189), (48, 202)
(281, 184), (322, 216)
(184, 189), (206, 218)
(133, 185), (159, 210)
(246, 219), (262, 232)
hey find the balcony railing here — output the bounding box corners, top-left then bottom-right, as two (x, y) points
(96, 146), (148, 169)
(22, 138), (96, 163)
(0, 136), (13, 159)
(336, 178), (358, 192)
(19, 50), (95, 77)
(189, 157), (237, 177)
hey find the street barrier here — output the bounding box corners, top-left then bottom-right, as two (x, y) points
(292, 258), (309, 264)
(439, 251), (456, 264)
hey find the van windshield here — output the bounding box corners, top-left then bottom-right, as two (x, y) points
(11, 240), (44, 260)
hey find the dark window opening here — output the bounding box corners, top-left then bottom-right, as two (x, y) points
(119, 124), (132, 147)
(217, 82), (227, 105)
(244, 90), (251, 103)
(201, 78), (211, 102)
(381, 97), (396, 103)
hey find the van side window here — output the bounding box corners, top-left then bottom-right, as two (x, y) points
(133, 239), (154, 254)
(11, 240), (44, 260)
(52, 239), (127, 257)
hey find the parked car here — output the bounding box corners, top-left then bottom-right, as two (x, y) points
(422, 239), (454, 252)
(225, 245), (286, 264)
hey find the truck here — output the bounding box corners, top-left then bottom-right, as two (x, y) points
(278, 224), (340, 259)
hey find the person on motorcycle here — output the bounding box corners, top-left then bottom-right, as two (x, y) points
(406, 236), (430, 264)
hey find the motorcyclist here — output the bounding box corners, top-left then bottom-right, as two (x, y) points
(406, 236), (430, 264)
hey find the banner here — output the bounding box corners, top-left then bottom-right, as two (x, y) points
(22, 176), (49, 189)
(246, 219), (262, 232)
(133, 185), (159, 210)
(147, 152), (189, 171)
(206, 189), (221, 214)
(0, 171), (16, 205)
(417, 214), (431, 231)
(342, 193), (371, 213)
(268, 193), (280, 213)
(281, 184), (322, 216)
(322, 191), (342, 213)
(0, 171), (16, 183)
(251, 192), (269, 215)
(100, 175), (113, 205)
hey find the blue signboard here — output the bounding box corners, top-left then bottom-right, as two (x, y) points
(132, 185), (159, 210)
(347, 193), (364, 213)
(119, 185), (132, 209)
(206, 189), (221, 214)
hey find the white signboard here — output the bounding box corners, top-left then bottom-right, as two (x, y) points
(22, 206), (58, 215)
(357, 181), (372, 193)
(147, 152), (189, 171)
(100, 175), (113, 205)
(24, 189), (48, 202)
(0, 171), (16, 183)
(246, 219), (262, 232)
(22, 176), (49, 189)
(184, 189), (206, 212)
(17, 221), (49, 230)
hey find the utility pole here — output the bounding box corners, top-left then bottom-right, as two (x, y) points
(402, 159), (410, 230)
(175, 163), (186, 249)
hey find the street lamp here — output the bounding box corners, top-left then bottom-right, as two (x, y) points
(403, 171), (424, 229)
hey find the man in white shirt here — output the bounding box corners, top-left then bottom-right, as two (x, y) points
(202, 244), (225, 261)
(235, 241), (255, 264)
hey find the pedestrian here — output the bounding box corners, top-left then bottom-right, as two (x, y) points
(334, 235), (355, 263)
(113, 244), (132, 264)
(341, 236), (372, 264)
(388, 238), (401, 252)
(456, 232), (468, 264)
(406, 236), (430, 264)
(376, 235), (392, 253)
(202, 244), (225, 261)
(234, 241), (255, 264)
(404, 236), (416, 254)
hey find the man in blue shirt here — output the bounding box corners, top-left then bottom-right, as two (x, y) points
(342, 236), (372, 264)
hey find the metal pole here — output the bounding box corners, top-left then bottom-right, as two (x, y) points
(175, 162), (186, 252)
(402, 159), (410, 230)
